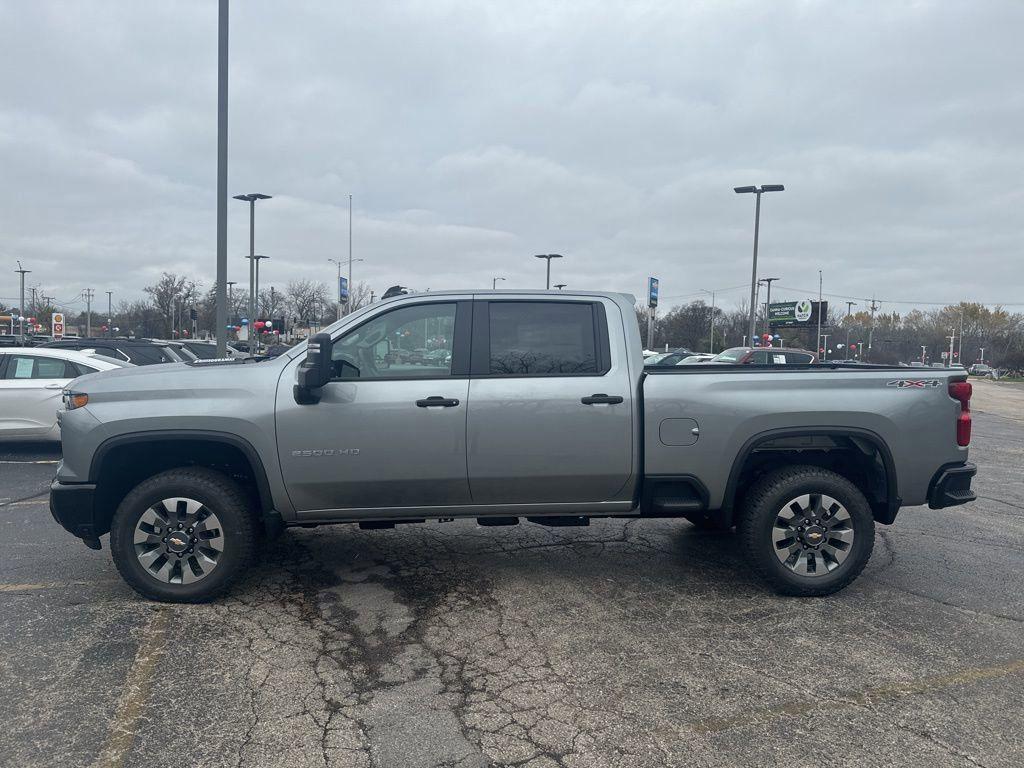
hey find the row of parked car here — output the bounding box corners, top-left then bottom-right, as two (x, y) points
(644, 346), (818, 366)
(0, 337), (255, 442)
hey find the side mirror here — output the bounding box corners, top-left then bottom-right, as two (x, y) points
(294, 332), (333, 404)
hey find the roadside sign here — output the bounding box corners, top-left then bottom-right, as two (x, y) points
(768, 300), (827, 327)
(52, 312), (65, 340)
(647, 277), (659, 308)
(339, 276), (349, 303)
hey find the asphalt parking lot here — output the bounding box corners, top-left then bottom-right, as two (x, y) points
(1, 380), (1022, 768)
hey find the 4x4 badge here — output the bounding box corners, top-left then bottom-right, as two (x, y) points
(886, 379), (940, 388)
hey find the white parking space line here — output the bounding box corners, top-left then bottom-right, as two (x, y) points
(0, 459), (60, 464)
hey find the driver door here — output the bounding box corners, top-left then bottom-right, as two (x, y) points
(276, 299), (472, 515)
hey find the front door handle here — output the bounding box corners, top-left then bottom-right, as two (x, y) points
(581, 394), (624, 405)
(416, 396), (460, 408)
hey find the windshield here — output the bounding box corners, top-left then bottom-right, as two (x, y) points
(184, 342), (218, 359)
(710, 348), (749, 363)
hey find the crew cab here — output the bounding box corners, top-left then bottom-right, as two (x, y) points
(50, 290), (976, 602)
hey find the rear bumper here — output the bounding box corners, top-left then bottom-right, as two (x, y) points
(49, 480), (100, 546)
(928, 462), (977, 509)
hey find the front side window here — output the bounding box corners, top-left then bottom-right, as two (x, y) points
(488, 302), (598, 375)
(332, 303), (457, 379)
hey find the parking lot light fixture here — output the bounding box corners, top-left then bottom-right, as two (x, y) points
(492, 277), (506, 289)
(234, 193), (272, 344)
(534, 254), (563, 289)
(735, 184), (785, 347)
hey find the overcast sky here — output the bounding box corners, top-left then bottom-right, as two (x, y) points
(1, 0), (1022, 317)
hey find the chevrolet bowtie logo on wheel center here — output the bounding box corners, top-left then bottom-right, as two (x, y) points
(167, 533), (190, 552)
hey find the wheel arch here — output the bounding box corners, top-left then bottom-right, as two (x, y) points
(721, 427), (899, 527)
(89, 430), (277, 537)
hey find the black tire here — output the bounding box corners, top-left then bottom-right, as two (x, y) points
(109, 467), (258, 603)
(738, 465), (874, 597)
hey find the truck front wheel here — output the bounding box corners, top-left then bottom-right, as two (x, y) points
(738, 465), (874, 597)
(109, 468), (258, 603)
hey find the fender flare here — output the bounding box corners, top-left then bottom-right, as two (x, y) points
(721, 426), (900, 526)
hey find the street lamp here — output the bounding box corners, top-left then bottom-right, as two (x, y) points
(534, 254), (563, 289)
(845, 301), (857, 360)
(233, 193), (272, 339)
(15, 261), (30, 342)
(554, 283), (567, 290)
(492, 277), (506, 289)
(735, 184), (784, 346)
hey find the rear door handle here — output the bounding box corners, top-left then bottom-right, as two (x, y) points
(581, 394), (624, 405)
(416, 396), (460, 408)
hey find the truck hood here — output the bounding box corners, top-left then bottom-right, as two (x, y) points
(69, 358), (289, 397)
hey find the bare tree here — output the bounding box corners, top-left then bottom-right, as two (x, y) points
(144, 272), (198, 338)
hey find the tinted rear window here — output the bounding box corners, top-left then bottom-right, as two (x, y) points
(124, 345), (172, 364)
(184, 343), (218, 359)
(488, 302), (598, 375)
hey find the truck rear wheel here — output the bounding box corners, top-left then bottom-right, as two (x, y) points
(738, 465), (874, 596)
(109, 468), (258, 603)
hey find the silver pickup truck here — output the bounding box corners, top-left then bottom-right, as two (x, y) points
(50, 290), (976, 602)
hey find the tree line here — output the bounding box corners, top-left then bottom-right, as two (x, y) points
(638, 300), (1024, 367)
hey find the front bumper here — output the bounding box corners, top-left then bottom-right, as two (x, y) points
(928, 462), (977, 509)
(50, 480), (101, 548)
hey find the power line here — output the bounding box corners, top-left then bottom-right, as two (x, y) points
(774, 284), (1024, 308)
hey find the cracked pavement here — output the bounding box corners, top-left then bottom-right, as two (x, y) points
(1, 383), (1022, 767)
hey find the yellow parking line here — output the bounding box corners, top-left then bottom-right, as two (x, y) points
(91, 609), (170, 768)
(0, 581), (93, 592)
(693, 658), (1024, 733)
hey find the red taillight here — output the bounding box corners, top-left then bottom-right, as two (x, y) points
(949, 380), (972, 446)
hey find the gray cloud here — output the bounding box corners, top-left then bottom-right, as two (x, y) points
(1, 0), (1022, 316)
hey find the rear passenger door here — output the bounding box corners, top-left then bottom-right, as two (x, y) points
(0, 354), (75, 436)
(466, 298), (634, 504)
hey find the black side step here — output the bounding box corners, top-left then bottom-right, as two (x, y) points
(477, 517), (519, 527)
(526, 516), (590, 527)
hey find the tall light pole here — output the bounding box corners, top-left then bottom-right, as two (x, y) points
(821, 334), (830, 361)
(215, 0), (229, 357)
(921, 345), (927, 365)
(700, 289), (716, 353)
(226, 281), (236, 326)
(735, 184), (784, 346)
(15, 262), (30, 342)
(233, 193), (272, 340)
(758, 276), (780, 340)
(866, 297), (879, 361)
(492, 277), (505, 289)
(106, 290), (113, 338)
(534, 254), (563, 289)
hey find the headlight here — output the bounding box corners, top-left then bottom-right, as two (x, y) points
(62, 390), (89, 410)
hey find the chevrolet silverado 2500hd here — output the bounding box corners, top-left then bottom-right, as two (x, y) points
(49, 290), (976, 602)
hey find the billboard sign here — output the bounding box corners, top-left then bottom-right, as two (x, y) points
(52, 312), (65, 340)
(647, 277), (659, 308)
(338, 276), (349, 303)
(768, 300), (827, 327)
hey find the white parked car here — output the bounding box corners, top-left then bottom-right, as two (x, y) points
(676, 353), (717, 365)
(0, 347), (131, 442)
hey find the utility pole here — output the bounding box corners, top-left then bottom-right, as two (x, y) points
(866, 297), (879, 361)
(921, 345), (927, 364)
(844, 301), (857, 360)
(15, 262), (30, 342)
(947, 332), (956, 365)
(758, 277), (779, 339)
(83, 288), (94, 337)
